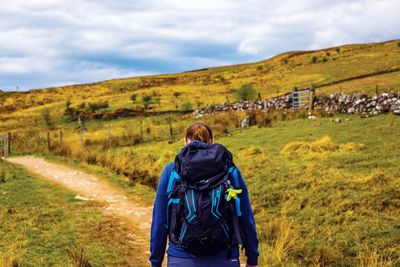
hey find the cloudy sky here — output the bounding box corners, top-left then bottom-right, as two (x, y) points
(1, 0), (399, 91)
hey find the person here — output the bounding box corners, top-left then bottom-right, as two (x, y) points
(150, 122), (259, 267)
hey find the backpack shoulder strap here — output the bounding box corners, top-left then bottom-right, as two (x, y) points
(226, 165), (243, 245)
(228, 166), (240, 189)
(167, 168), (181, 194)
(165, 166), (181, 230)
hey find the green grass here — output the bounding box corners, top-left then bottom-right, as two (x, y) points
(0, 161), (147, 266)
(216, 114), (400, 266)
(26, 112), (398, 266)
(3, 111), (400, 266)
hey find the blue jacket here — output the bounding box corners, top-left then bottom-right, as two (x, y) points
(150, 141), (259, 266)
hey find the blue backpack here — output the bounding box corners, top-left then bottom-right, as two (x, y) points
(166, 142), (243, 256)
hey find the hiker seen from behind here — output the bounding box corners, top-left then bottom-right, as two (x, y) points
(150, 122), (259, 267)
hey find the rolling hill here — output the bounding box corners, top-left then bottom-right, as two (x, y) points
(1, 39), (400, 119)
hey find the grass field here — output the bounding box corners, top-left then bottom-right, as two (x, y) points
(0, 161), (147, 266)
(5, 112), (400, 266)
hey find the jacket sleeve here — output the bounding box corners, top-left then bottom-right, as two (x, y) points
(234, 167), (259, 266)
(149, 164), (171, 267)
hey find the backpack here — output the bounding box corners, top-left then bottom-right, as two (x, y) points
(166, 143), (243, 256)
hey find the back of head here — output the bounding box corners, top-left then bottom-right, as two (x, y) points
(185, 122), (213, 144)
(178, 123), (233, 185)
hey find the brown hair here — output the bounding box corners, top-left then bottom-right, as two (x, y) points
(185, 122), (213, 144)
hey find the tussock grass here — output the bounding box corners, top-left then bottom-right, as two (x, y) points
(282, 136), (338, 155)
(0, 254), (19, 267)
(282, 136), (367, 157)
(260, 217), (302, 266)
(339, 142), (367, 152)
(357, 246), (394, 267)
(365, 171), (391, 186)
(66, 246), (92, 267)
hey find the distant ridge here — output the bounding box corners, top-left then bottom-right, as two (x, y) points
(1, 39), (400, 114)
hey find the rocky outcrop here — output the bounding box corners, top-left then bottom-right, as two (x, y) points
(194, 92), (400, 116)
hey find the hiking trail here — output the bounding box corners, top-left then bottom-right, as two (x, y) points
(6, 156), (153, 262)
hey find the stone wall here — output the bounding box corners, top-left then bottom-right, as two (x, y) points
(194, 92), (400, 116)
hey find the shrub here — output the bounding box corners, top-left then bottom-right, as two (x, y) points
(130, 94), (137, 103)
(247, 110), (273, 128)
(311, 56), (318, 63)
(179, 101), (193, 112)
(173, 92), (181, 99)
(322, 56), (329, 62)
(41, 108), (55, 130)
(0, 168), (6, 183)
(64, 100), (78, 120)
(88, 101), (109, 112)
(78, 102), (86, 109)
(204, 111), (239, 136)
(235, 83), (257, 101)
(141, 95), (153, 109)
(195, 100), (204, 109)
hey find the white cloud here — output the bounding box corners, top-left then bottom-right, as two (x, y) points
(0, 0), (399, 90)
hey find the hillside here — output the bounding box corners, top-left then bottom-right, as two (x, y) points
(1, 40), (400, 121)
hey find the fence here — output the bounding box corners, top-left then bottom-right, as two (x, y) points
(0, 133), (11, 158)
(291, 88), (315, 112)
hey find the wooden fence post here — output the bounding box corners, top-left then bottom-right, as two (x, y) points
(1, 134), (5, 157)
(7, 132), (11, 154)
(263, 100), (267, 114)
(47, 131), (51, 151)
(309, 87), (315, 114)
(108, 124), (112, 148)
(169, 119), (174, 142)
(1, 133), (8, 157)
(237, 109), (241, 127)
(77, 116), (86, 145)
(5, 134), (8, 157)
(0, 134), (2, 158)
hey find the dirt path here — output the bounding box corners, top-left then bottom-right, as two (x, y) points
(6, 156), (246, 266)
(6, 156), (153, 260)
